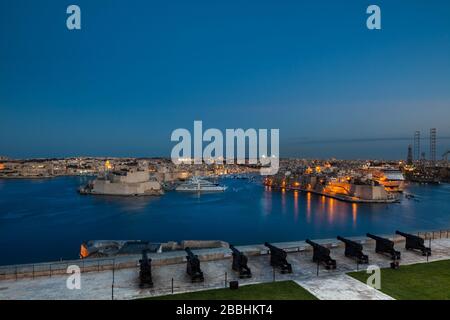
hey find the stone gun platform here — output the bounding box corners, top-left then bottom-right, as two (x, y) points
(1, 232), (449, 300)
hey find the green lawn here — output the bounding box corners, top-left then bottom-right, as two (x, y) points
(349, 259), (450, 300)
(148, 280), (317, 300)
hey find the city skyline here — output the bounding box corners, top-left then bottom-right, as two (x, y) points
(1, 0), (450, 159)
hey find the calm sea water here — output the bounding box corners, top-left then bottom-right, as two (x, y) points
(0, 176), (449, 266)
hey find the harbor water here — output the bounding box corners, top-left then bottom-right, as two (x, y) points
(0, 176), (449, 265)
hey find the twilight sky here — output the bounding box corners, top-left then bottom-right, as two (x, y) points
(1, 0), (449, 159)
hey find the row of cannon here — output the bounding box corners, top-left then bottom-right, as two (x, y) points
(138, 230), (432, 287)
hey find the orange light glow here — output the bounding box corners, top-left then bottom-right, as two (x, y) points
(0, 163), (5, 170)
(80, 243), (89, 258)
(179, 172), (189, 179)
(105, 160), (113, 170)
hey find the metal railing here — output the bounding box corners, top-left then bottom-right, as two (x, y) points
(417, 230), (450, 240)
(0, 258), (116, 281)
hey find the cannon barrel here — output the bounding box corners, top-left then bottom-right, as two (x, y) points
(367, 233), (381, 241)
(185, 247), (196, 257)
(337, 235), (353, 244)
(395, 230), (408, 237)
(265, 242), (287, 257)
(264, 242), (276, 250)
(367, 233), (395, 247)
(395, 230), (419, 240)
(367, 233), (392, 243)
(265, 243), (287, 255)
(305, 239), (320, 247)
(229, 244), (240, 254)
(306, 239), (330, 254)
(306, 239), (330, 253)
(141, 249), (149, 261)
(337, 236), (363, 250)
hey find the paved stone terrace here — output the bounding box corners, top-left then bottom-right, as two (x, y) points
(296, 275), (394, 300)
(1, 237), (449, 300)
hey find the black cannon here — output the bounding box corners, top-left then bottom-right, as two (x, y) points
(185, 247), (204, 282)
(367, 233), (400, 268)
(139, 250), (153, 288)
(337, 236), (369, 264)
(264, 242), (292, 274)
(306, 239), (337, 270)
(396, 230), (431, 256)
(230, 245), (252, 278)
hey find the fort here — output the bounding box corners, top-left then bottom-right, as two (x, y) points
(79, 169), (163, 196)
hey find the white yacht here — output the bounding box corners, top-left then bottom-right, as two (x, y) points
(175, 177), (227, 192)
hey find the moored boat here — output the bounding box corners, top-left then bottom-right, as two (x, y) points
(175, 176), (227, 192)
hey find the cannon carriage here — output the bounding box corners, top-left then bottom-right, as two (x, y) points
(139, 250), (153, 288)
(185, 247), (204, 282)
(396, 230), (431, 256)
(367, 233), (400, 268)
(306, 239), (337, 270)
(264, 242), (292, 274)
(337, 236), (369, 264)
(230, 245), (252, 278)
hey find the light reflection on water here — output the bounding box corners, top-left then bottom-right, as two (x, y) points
(293, 191), (299, 222)
(306, 192), (311, 223)
(281, 188), (286, 215)
(262, 186), (272, 216)
(352, 203), (358, 227)
(0, 176), (449, 265)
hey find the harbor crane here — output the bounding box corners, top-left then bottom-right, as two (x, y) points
(443, 150), (450, 166)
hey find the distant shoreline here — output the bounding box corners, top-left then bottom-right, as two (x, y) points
(0, 176), (54, 180)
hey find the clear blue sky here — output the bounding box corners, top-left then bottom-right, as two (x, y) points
(1, 0), (449, 159)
